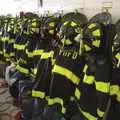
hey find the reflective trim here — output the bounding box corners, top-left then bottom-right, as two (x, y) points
(27, 51), (33, 58)
(83, 64), (88, 73)
(31, 22), (37, 27)
(41, 51), (54, 59)
(0, 51), (3, 54)
(31, 68), (34, 73)
(116, 91), (120, 102)
(49, 22), (55, 27)
(61, 38), (72, 45)
(110, 85), (119, 95)
(33, 49), (44, 56)
(6, 58), (10, 62)
(1, 37), (9, 42)
(48, 97), (66, 114)
(92, 40), (100, 47)
(10, 52), (14, 57)
(51, 59), (55, 65)
(16, 65), (29, 74)
(83, 74), (95, 84)
(115, 53), (120, 60)
(30, 28), (36, 33)
(52, 65), (80, 85)
(95, 82), (110, 93)
(110, 85), (120, 102)
(112, 47), (114, 52)
(30, 73), (35, 78)
(75, 88), (81, 100)
(88, 24), (97, 29)
(71, 21), (77, 27)
(92, 29), (100, 36)
(32, 90), (45, 99)
(8, 39), (14, 43)
(63, 21), (69, 26)
(4, 53), (10, 58)
(70, 96), (75, 101)
(81, 110), (97, 120)
(34, 68), (37, 75)
(49, 30), (54, 34)
(84, 44), (91, 51)
(14, 44), (25, 50)
(97, 108), (104, 117)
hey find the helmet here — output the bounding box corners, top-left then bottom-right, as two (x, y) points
(8, 17), (15, 33)
(29, 17), (40, 34)
(83, 22), (103, 52)
(89, 12), (112, 25)
(41, 16), (60, 39)
(60, 12), (88, 46)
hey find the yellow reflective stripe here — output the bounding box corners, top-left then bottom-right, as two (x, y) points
(41, 51), (54, 59)
(49, 30), (54, 34)
(83, 74), (95, 84)
(95, 82), (110, 93)
(112, 47), (114, 52)
(49, 22), (55, 27)
(34, 68), (37, 75)
(116, 91), (120, 102)
(8, 39), (14, 43)
(33, 49), (44, 56)
(24, 31), (30, 35)
(92, 29), (100, 36)
(52, 65), (80, 85)
(84, 44), (91, 51)
(81, 110), (97, 120)
(31, 22), (37, 27)
(41, 53), (49, 59)
(3, 49), (6, 53)
(92, 40), (100, 47)
(75, 88), (81, 100)
(0, 51), (3, 54)
(30, 73), (35, 78)
(97, 108), (105, 117)
(71, 21), (77, 27)
(6, 58), (10, 61)
(31, 28), (36, 32)
(48, 97), (66, 114)
(16, 65), (29, 74)
(10, 52), (14, 56)
(51, 58), (55, 65)
(110, 85), (119, 95)
(61, 38), (72, 45)
(31, 68), (34, 73)
(1, 37), (9, 42)
(115, 53), (120, 60)
(63, 21), (69, 26)
(4, 53), (10, 57)
(70, 96), (75, 101)
(27, 51), (33, 57)
(88, 24), (97, 29)
(32, 90), (45, 99)
(83, 64), (88, 73)
(14, 44), (25, 50)
(110, 85), (120, 102)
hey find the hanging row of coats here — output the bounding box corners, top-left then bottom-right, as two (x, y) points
(0, 12), (120, 120)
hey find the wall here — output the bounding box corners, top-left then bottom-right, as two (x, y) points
(0, 0), (120, 22)
(42, 0), (120, 23)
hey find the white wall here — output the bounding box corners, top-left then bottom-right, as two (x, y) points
(42, 0), (120, 22)
(0, 0), (120, 22)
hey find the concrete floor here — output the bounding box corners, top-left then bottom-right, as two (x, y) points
(0, 78), (20, 120)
